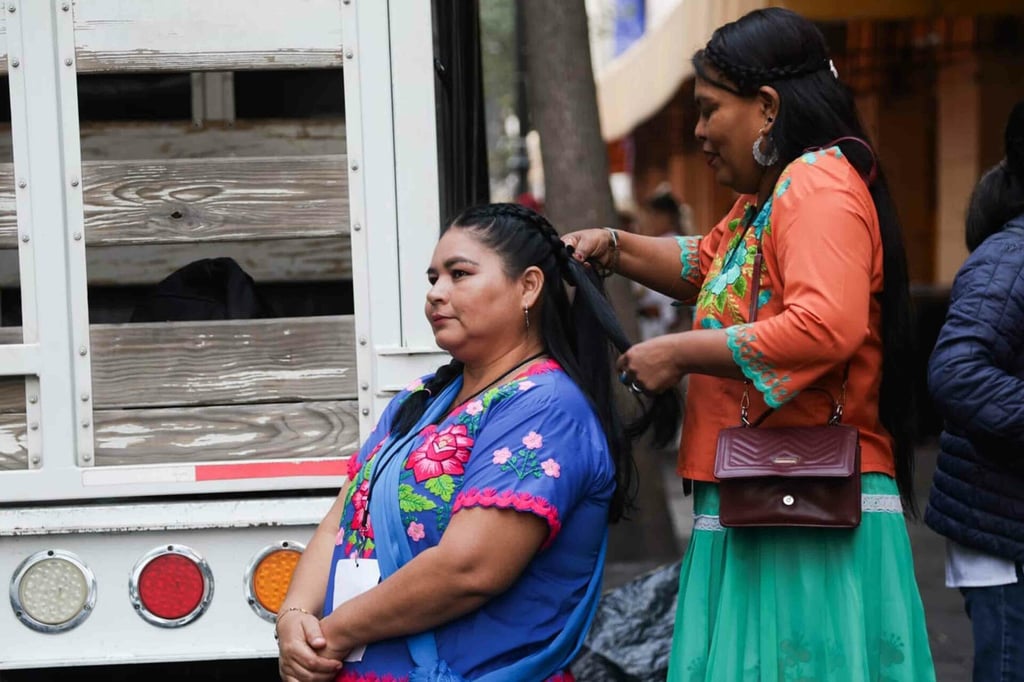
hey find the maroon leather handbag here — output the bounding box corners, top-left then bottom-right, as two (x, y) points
(714, 401), (861, 528)
(713, 240), (861, 529)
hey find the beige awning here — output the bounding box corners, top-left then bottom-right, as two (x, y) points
(595, 0), (766, 142)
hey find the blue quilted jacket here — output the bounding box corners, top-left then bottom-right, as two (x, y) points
(924, 216), (1024, 561)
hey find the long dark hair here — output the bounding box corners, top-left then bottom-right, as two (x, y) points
(390, 202), (681, 522)
(966, 100), (1024, 252)
(693, 7), (918, 513)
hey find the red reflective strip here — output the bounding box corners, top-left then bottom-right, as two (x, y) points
(195, 459), (348, 481)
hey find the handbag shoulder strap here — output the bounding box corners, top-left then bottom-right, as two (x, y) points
(742, 219), (848, 427)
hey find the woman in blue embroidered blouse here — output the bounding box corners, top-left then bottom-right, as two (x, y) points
(275, 203), (679, 682)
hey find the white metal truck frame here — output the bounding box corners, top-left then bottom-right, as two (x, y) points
(0, 0), (447, 669)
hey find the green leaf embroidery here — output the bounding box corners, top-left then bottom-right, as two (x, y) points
(424, 474), (455, 503)
(733, 275), (747, 298)
(398, 484), (437, 512)
(715, 289), (728, 311)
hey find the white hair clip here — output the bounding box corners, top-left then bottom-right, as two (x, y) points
(829, 59), (839, 79)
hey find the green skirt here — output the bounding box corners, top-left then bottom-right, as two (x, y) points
(668, 474), (936, 682)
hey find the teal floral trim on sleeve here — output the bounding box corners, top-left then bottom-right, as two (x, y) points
(675, 235), (702, 284)
(724, 323), (794, 408)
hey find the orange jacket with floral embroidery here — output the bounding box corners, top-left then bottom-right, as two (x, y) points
(674, 147), (895, 482)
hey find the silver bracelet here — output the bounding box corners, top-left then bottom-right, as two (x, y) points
(603, 227), (620, 275)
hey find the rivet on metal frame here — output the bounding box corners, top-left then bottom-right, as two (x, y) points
(30, 456), (40, 465)
(64, 58), (73, 67)
(7, 5), (15, 13)
(78, 346), (88, 356)
(73, 232), (82, 241)
(10, 59), (19, 68)
(29, 423), (38, 431)
(82, 453), (92, 462)
(18, 179), (26, 188)
(353, 222), (362, 231)
(345, 49), (354, 60)
(80, 393), (90, 402)
(361, 408), (370, 416)
(71, 177), (80, 187)
(20, 234), (29, 243)
(351, 161), (359, 171)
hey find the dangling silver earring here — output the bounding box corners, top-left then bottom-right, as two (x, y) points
(524, 306), (530, 330)
(752, 133), (778, 167)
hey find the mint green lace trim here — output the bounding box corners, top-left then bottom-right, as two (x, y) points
(676, 235), (701, 283)
(725, 323), (793, 408)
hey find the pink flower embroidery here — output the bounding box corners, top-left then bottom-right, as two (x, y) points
(345, 453), (361, 481)
(406, 522), (425, 542)
(405, 423), (474, 483)
(541, 458), (561, 478)
(492, 447), (512, 465)
(406, 378), (424, 392)
(518, 380), (536, 391)
(335, 527), (345, 545)
(465, 400), (484, 416)
(522, 431), (543, 450)
(348, 479), (374, 539)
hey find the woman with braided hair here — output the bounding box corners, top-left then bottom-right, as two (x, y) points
(565, 7), (935, 681)
(276, 202), (679, 681)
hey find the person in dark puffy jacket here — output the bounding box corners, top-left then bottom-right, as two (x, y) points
(925, 99), (1024, 682)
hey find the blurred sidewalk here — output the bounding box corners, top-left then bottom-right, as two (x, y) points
(604, 438), (973, 681)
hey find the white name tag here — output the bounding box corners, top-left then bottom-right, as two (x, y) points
(331, 554), (381, 662)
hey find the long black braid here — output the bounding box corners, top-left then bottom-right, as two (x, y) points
(391, 202), (681, 522)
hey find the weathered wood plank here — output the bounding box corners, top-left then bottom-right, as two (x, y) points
(0, 12), (7, 75)
(0, 411), (26, 471)
(0, 400), (359, 471)
(0, 119), (346, 165)
(0, 378), (25, 414)
(89, 316), (357, 408)
(0, 155), (348, 247)
(82, 155), (348, 244)
(0, 316), (356, 410)
(73, 0), (343, 73)
(0, 329), (29, 414)
(0, 236), (351, 287)
(78, 120), (346, 161)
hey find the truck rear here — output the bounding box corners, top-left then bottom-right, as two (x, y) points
(0, 0), (447, 670)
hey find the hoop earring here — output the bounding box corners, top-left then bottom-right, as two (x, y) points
(753, 134), (779, 167)
(524, 306), (530, 330)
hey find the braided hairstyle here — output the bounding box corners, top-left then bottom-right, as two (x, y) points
(694, 7), (919, 515)
(391, 202), (681, 522)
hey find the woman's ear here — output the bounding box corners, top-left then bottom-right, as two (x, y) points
(757, 86), (781, 132)
(520, 266), (545, 309)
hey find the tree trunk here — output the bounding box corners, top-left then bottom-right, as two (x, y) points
(520, 0), (640, 343)
(521, 1), (679, 576)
